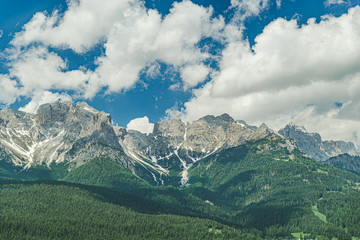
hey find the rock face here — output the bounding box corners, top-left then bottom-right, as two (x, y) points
(3, 101), (359, 187)
(0, 102), (295, 186)
(278, 122), (360, 162)
(325, 154), (360, 174)
(116, 114), (280, 186)
(0, 101), (133, 172)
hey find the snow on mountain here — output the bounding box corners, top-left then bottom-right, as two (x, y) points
(116, 114), (278, 186)
(0, 101), (134, 172)
(2, 101), (358, 187)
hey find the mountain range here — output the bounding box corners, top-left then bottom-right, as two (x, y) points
(0, 101), (360, 239)
(1, 101), (359, 185)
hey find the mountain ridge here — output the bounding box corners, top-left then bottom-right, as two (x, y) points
(0, 101), (359, 186)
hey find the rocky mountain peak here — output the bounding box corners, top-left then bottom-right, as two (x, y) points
(253, 123), (275, 138)
(75, 102), (112, 129)
(217, 113), (234, 122)
(153, 117), (185, 137)
(3, 101), (360, 187)
(287, 121), (307, 132)
(200, 113), (234, 128)
(279, 121), (359, 162)
(0, 101), (124, 169)
(35, 101), (75, 126)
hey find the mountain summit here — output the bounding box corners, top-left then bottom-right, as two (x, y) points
(1, 101), (359, 185)
(278, 122), (360, 162)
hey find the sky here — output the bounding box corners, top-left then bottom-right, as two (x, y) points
(1, 0), (360, 146)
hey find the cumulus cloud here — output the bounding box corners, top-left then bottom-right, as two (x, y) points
(5, 0), (224, 101)
(171, 6), (360, 146)
(231, 0), (270, 21)
(11, 0), (133, 53)
(325, 0), (346, 6)
(19, 91), (72, 113)
(127, 116), (154, 134)
(0, 75), (21, 106)
(211, 9), (360, 98)
(89, 0), (224, 96)
(180, 63), (210, 89)
(9, 47), (90, 94)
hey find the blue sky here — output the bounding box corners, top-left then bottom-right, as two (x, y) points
(1, 0), (360, 145)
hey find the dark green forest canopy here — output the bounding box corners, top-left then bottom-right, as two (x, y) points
(1, 139), (360, 239)
(0, 180), (258, 240)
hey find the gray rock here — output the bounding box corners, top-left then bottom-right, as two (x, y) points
(278, 122), (360, 162)
(0, 101), (132, 172)
(116, 114), (270, 186)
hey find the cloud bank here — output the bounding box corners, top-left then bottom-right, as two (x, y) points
(3, 0), (224, 106)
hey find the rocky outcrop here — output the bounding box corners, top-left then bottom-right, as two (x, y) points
(0, 101), (132, 171)
(3, 101), (358, 187)
(278, 122), (360, 162)
(116, 113), (280, 186)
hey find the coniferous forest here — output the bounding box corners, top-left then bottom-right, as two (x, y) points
(0, 138), (360, 239)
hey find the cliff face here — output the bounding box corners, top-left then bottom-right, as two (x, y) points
(0, 101), (131, 171)
(278, 122), (360, 162)
(1, 101), (359, 186)
(116, 114), (283, 185)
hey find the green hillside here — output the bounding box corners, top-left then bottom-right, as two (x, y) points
(186, 138), (360, 239)
(62, 158), (149, 188)
(1, 138), (360, 239)
(0, 180), (258, 240)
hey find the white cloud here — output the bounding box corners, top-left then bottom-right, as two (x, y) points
(180, 63), (210, 89)
(89, 0), (224, 96)
(292, 104), (360, 145)
(11, 0), (133, 53)
(9, 47), (90, 94)
(231, 0), (270, 21)
(211, 9), (360, 98)
(6, 0), (224, 100)
(0, 46), (89, 109)
(172, 6), (360, 146)
(0, 74), (21, 106)
(0, 30), (3, 38)
(127, 116), (154, 134)
(325, 0), (346, 6)
(19, 91), (72, 113)
(276, 0), (282, 9)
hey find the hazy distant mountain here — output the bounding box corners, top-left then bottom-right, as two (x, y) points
(325, 153), (360, 174)
(278, 122), (360, 162)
